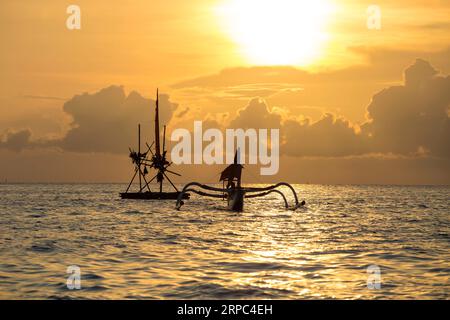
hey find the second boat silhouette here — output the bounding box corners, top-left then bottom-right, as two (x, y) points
(120, 89), (190, 200)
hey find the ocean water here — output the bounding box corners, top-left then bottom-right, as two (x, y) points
(0, 183), (448, 299)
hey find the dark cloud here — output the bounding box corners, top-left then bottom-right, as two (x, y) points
(283, 115), (366, 157)
(176, 107), (190, 118)
(228, 99), (366, 157)
(0, 129), (32, 152)
(20, 94), (67, 101)
(362, 59), (450, 157)
(348, 46), (450, 78)
(173, 47), (450, 89)
(1, 86), (179, 154)
(230, 98), (282, 129)
(228, 59), (450, 159)
(2, 59), (449, 162)
(59, 86), (178, 153)
(172, 66), (310, 89)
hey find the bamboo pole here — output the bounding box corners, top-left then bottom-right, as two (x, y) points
(163, 125), (166, 154)
(125, 168), (138, 193)
(138, 124), (142, 191)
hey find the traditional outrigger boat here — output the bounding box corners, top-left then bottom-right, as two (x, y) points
(120, 90), (189, 200)
(176, 150), (305, 212)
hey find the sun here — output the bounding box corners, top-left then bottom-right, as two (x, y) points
(216, 0), (335, 66)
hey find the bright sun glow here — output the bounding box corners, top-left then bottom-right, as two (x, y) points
(216, 0), (335, 66)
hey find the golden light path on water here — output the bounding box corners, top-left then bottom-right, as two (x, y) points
(0, 184), (448, 299)
(215, 0), (336, 66)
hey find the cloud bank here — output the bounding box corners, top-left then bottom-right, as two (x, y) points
(228, 59), (450, 159)
(1, 60), (449, 162)
(60, 86), (178, 153)
(1, 86), (178, 154)
(0, 129), (33, 152)
(363, 59), (449, 158)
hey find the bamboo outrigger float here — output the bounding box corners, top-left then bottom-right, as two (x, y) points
(120, 89), (189, 200)
(176, 150), (305, 212)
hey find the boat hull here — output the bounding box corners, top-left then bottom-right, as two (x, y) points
(120, 192), (190, 200)
(227, 189), (246, 212)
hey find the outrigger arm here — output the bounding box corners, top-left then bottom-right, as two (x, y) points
(175, 181), (304, 211)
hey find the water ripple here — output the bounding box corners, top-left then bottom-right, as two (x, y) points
(0, 183), (448, 299)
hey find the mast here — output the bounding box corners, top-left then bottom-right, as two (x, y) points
(234, 149), (242, 187)
(219, 149), (243, 188)
(155, 89), (161, 158)
(138, 124), (142, 190)
(154, 89), (164, 194)
(162, 125), (166, 156)
(122, 88), (185, 199)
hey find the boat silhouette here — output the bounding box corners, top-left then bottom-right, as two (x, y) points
(120, 89), (189, 200)
(176, 149), (305, 212)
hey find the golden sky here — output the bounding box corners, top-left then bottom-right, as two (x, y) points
(0, 0), (449, 184)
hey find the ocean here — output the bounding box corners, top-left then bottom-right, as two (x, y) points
(0, 183), (448, 299)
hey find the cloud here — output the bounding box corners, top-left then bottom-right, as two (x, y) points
(227, 98), (366, 157)
(230, 98), (282, 129)
(171, 47), (450, 123)
(20, 94), (67, 101)
(59, 86), (178, 153)
(362, 59), (450, 157)
(0, 129), (32, 152)
(1, 86), (179, 154)
(2, 59), (448, 162)
(173, 47), (450, 89)
(226, 59), (450, 159)
(283, 115), (366, 157)
(176, 107), (190, 118)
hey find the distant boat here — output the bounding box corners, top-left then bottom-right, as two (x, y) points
(120, 89), (189, 201)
